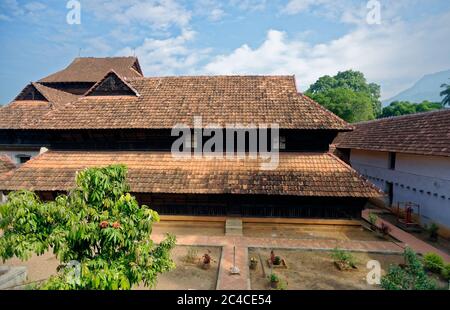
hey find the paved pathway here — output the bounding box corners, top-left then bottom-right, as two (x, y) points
(153, 232), (404, 290)
(362, 209), (450, 262)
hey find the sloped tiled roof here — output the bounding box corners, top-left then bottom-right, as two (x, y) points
(39, 57), (143, 83)
(334, 109), (450, 157)
(0, 151), (381, 198)
(0, 82), (80, 129)
(0, 155), (16, 174)
(32, 83), (80, 106)
(0, 100), (54, 129)
(26, 76), (351, 130)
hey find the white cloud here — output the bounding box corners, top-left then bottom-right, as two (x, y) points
(281, 0), (424, 26)
(0, 0), (47, 20)
(209, 8), (225, 21)
(230, 0), (267, 12)
(203, 11), (450, 99)
(118, 30), (211, 75)
(281, 0), (325, 15)
(0, 14), (12, 21)
(24, 2), (46, 11)
(87, 0), (191, 30)
(193, 0), (226, 22)
(85, 37), (113, 55)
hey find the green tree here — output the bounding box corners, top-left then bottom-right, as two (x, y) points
(306, 70), (381, 122)
(440, 79), (450, 106)
(381, 100), (443, 118)
(307, 87), (375, 123)
(381, 248), (437, 290)
(416, 101), (443, 112)
(0, 165), (176, 290)
(381, 101), (416, 117)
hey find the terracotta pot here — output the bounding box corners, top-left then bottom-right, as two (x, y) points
(202, 263), (211, 270)
(270, 280), (279, 289)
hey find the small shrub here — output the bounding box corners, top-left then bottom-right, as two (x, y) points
(381, 248), (437, 290)
(184, 247), (199, 264)
(368, 212), (378, 228)
(268, 273), (279, 283)
(442, 264), (450, 280)
(425, 223), (439, 241)
(331, 248), (357, 269)
(423, 253), (444, 273)
(249, 257), (258, 269)
(276, 279), (288, 290)
(379, 222), (391, 236)
(202, 253), (212, 265)
(268, 273), (280, 289)
(273, 256), (282, 265)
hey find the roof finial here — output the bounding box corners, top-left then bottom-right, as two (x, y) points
(133, 48), (136, 57)
(78, 48), (82, 57)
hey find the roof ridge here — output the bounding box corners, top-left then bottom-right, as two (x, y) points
(74, 56), (137, 60)
(126, 75), (295, 80)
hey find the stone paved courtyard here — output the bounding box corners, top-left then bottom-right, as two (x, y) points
(2, 217), (449, 290)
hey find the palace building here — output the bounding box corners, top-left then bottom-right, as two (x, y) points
(0, 57), (381, 218)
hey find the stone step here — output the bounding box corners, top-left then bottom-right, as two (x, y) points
(226, 218), (243, 236)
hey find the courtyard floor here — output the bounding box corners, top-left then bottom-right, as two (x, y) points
(249, 249), (404, 290)
(2, 217), (448, 290)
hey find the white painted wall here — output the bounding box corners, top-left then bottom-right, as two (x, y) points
(349, 149), (450, 229)
(0, 149), (40, 165)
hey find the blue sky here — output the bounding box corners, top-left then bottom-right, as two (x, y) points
(1, 0), (450, 104)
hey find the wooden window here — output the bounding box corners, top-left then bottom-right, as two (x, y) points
(388, 152), (396, 170)
(16, 154), (31, 164)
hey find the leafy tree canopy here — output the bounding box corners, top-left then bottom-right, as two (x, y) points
(0, 165), (176, 290)
(305, 70), (381, 122)
(381, 100), (443, 118)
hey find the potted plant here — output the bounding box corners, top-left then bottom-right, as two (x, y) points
(378, 222), (391, 239)
(184, 247), (199, 264)
(331, 248), (357, 271)
(273, 256), (282, 266)
(250, 257), (258, 270)
(268, 273), (279, 289)
(270, 250), (276, 264)
(426, 223), (439, 242)
(202, 252), (212, 270)
(368, 212), (378, 231)
(423, 252), (444, 273)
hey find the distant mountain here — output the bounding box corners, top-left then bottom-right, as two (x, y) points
(383, 69), (450, 105)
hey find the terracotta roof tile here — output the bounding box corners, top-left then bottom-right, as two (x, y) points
(0, 81), (83, 129)
(0, 151), (381, 198)
(0, 155), (16, 174)
(0, 100), (54, 128)
(32, 83), (80, 107)
(38, 57), (143, 83)
(334, 109), (450, 157)
(24, 76), (351, 130)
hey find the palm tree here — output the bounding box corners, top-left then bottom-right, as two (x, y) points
(440, 79), (450, 107)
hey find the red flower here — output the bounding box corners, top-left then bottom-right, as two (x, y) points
(112, 221), (121, 229)
(99, 221), (109, 229)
